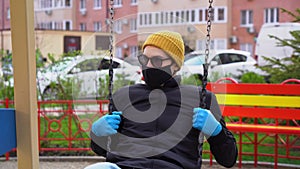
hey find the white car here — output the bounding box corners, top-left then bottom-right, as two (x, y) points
(37, 55), (142, 100)
(179, 49), (263, 81)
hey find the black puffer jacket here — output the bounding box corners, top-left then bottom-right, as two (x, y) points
(91, 76), (237, 169)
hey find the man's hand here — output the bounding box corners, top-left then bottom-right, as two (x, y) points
(92, 111), (122, 137)
(192, 108), (222, 136)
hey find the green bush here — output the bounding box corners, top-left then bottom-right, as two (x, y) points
(240, 72), (266, 83)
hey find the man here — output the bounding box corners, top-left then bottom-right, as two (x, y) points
(88, 30), (237, 169)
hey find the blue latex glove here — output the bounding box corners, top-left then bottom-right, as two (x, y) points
(92, 111), (122, 137)
(193, 108), (222, 136)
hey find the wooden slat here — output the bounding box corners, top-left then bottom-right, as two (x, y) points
(215, 94), (300, 108)
(227, 123), (300, 135)
(207, 83), (300, 95)
(221, 106), (300, 119)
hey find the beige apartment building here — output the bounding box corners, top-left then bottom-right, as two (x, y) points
(74, 0), (139, 59)
(34, 0), (74, 31)
(138, 0), (231, 53)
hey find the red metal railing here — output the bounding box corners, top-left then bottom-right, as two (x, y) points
(37, 99), (109, 152)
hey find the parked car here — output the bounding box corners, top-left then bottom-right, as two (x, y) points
(37, 55), (142, 100)
(178, 49), (264, 81)
(255, 22), (300, 66)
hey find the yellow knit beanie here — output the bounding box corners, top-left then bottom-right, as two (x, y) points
(142, 30), (185, 68)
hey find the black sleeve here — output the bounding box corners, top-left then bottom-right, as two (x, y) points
(207, 119), (238, 168)
(90, 98), (119, 157)
(90, 131), (108, 157)
(207, 92), (238, 168)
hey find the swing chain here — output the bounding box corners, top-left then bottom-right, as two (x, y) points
(200, 0), (213, 108)
(108, 0), (114, 114)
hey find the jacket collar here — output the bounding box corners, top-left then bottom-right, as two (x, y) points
(162, 75), (181, 88)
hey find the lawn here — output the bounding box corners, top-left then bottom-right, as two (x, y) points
(39, 114), (300, 165)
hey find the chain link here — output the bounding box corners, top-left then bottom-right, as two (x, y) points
(108, 0), (114, 114)
(200, 0), (213, 108)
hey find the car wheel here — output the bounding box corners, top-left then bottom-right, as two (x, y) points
(43, 86), (60, 100)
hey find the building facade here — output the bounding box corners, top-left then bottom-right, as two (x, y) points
(34, 0), (74, 30)
(231, 0), (300, 56)
(0, 0), (299, 59)
(138, 0), (230, 53)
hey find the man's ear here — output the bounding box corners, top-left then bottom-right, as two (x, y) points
(172, 64), (180, 75)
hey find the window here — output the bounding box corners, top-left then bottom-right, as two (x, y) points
(75, 59), (102, 72)
(199, 9), (204, 22)
(264, 8), (279, 24)
(216, 54), (231, 64)
(65, 0), (71, 7)
(170, 12), (174, 24)
(114, 0), (122, 7)
(215, 39), (226, 49)
(203, 7), (226, 23)
(139, 14), (143, 26)
(54, 0), (63, 7)
(80, 23), (86, 31)
(40, 0), (52, 8)
(80, 0), (86, 10)
(96, 35), (110, 50)
(99, 58), (120, 69)
(228, 54), (247, 63)
(191, 10), (195, 22)
(217, 8), (225, 21)
(196, 39), (226, 50)
(64, 20), (72, 30)
(197, 7), (225, 23)
(241, 10), (253, 26)
(130, 18), (137, 32)
(155, 13), (159, 24)
(148, 13), (152, 25)
(7, 8), (10, 20)
(94, 0), (101, 8)
(214, 53), (247, 65)
(131, 0), (137, 5)
(205, 8), (215, 21)
(129, 46), (139, 58)
(175, 11), (180, 23)
(161, 12), (164, 24)
(116, 47), (123, 59)
(139, 13), (153, 26)
(180, 11), (185, 23)
(54, 22), (63, 30)
(114, 20), (122, 34)
(94, 22), (102, 32)
(185, 10), (190, 23)
(240, 43), (253, 55)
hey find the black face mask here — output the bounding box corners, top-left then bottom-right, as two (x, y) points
(142, 65), (173, 88)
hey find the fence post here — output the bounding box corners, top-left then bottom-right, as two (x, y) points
(5, 98), (11, 160)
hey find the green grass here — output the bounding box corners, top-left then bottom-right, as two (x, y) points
(38, 115), (300, 165)
(202, 132), (300, 165)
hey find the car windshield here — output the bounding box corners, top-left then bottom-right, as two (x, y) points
(43, 57), (75, 73)
(184, 54), (205, 65)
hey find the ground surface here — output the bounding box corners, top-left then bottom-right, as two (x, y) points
(0, 157), (295, 169)
(0, 161), (275, 169)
